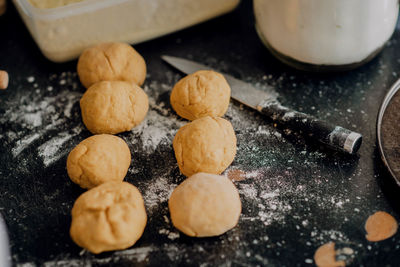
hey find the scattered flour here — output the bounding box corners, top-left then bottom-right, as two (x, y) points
(11, 133), (41, 157)
(233, 163), (355, 238)
(18, 246), (155, 267)
(22, 112), (43, 127)
(141, 176), (177, 212)
(167, 232), (180, 240)
(159, 228), (180, 240)
(238, 183), (258, 200)
(238, 177), (293, 226)
(38, 126), (83, 167)
(128, 108), (184, 152)
(16, 264), (36, 267)
(1, 74), (82, 167)
(124, 82), (185, 153)
(2, 72), (185, 167)
(112, 246), (154, 262)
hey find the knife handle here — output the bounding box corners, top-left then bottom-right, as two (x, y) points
(256, 100), (362, 154)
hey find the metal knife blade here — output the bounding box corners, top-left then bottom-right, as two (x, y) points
(161, 55), (363, 154)
(161, 55), (274, 109)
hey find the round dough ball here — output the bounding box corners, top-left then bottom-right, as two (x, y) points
(169, 172), (241, 237)
(67, 134), (131, 189)
(70, 182), (147, 254)
(173, 116), (236, 177)
(80, 81), (148, 134)
(170, 70), (231, 121)
(77, 42), (146, 88)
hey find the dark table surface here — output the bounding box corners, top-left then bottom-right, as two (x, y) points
(1, 1), (400, 266)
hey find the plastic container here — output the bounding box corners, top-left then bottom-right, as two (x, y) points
(13, 0), (240, 62)
(254, 0), (399, 71)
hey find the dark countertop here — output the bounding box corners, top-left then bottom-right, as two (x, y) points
(1, 1), (399, 266)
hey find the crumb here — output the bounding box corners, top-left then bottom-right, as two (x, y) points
(365, 211), (398, 242)
(314, 242), (345, 267)
(0, 70), (9, 90)
(227, 169), (246, 181)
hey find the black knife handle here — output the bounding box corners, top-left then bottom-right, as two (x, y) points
(256, 100), (362, 154)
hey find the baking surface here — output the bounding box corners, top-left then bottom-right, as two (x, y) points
(1, 1), (400, 266)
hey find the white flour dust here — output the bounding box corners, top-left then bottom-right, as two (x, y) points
(1, 71), (186, 167)
(11, 133), (41, 157)
(125, 82), (185, 153)
(128, 108), (184, 153)
(38, 126), (84, 167)
(1, 72), (82, 168)
(141, 176), (177, 212)
(41, 246), (153, 267)
(159, 228), (180, 240)
(232, 166), (353, 227)
(233, 169), (295, 226)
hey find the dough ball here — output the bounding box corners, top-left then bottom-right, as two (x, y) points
(170, 70), (231, 120)
(173, 116), (236, 177)
(67, 134), (131, 189)
(70, 182), (147, 254)
(168, 172), (241, 237)
(80, 81), (148, 134)
(77, 42), (146, 88)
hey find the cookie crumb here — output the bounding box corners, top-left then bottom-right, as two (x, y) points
(227, 169), (246, 181)
(314, 242), (345, 267)
(365, 211), (398, 242)
(0, 70), (9, 90)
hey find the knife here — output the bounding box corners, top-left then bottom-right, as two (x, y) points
(162, 55), (362, 154)
(0, 214), (11, 267)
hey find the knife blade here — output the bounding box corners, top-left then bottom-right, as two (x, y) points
(161, 55), (362, 154)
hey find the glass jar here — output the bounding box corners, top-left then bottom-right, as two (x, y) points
(254, 0), (399, 71)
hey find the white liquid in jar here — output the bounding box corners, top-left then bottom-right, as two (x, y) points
(254, 0), (399, 66)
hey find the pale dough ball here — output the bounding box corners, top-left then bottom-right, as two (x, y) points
(70, 182), (147, 254)
(173, 116), (236, 177)
(80, 81), (148, 134)
(77, 42), (146, 89)
(168, 172), (241, 237)
(67, 134), (131, 189)
(170, 70), (231, 120)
